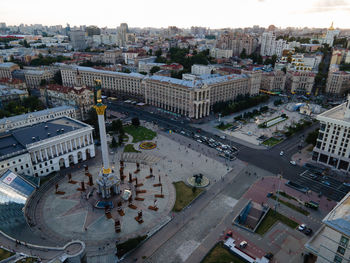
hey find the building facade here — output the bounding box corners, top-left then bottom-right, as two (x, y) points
(326, 69), (350, 95)
(24, 69), (54, 88)
(312, 95), (350, 172)
(306, 192), (350, 263)
(59, 65), (260, 119)
(39, 84), (94, 120)
(286, 71), (316, 94)
(0, 62), (20, 79)
(261, 71), (286, 91)
(0, 105), (76, 132)
(70, 30), (87, 51)
(0, 117), (95, 177)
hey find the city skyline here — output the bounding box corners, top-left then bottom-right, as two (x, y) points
(2, 0), (350, 29)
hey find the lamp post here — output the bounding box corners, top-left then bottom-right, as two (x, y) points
(275, 173), (282, 213)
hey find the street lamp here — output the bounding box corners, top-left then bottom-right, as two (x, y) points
(275, 173), (282, 213)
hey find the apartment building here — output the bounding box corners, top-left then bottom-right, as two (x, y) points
(0, 62), (20, 79)
(60, 64), (145, 100)
(24, 69), (54, 88)
(59, 65), (260, 119)
(326, 69), (350, 95)
(286, 71), (316, 94)
(261, 71), (286, 91)
(312, 95), (350, 172)
(39, 84), (94, 120)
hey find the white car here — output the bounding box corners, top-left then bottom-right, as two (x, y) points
(290, 161), (296, 165)
(280, 151), (284, 156)
(239, 241), (248, 248)
(298, 224), (306, 231)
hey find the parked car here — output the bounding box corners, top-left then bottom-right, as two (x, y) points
(290, 160), (296, 165)
(298, 224), (306, 231)
(322, 180), (330, 186)
(264, 253), (274, 260)
(304, 228), (313, 236)
(280, 151), (284, 156)
(239, 241), (248, 248)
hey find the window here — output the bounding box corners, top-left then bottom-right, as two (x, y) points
(340, 236), (349, 247)
(334, 255), (342, 263)
(337, 246), (345, 255)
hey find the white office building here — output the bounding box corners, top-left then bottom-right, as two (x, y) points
(312, 95), (350, 171)
(306, 192), (350, 263)
(0, 116), (95, 177)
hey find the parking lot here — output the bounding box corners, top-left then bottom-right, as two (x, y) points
(169, 128), (238, 161)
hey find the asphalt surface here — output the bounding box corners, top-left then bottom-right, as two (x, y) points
(107, 101), (348, 202)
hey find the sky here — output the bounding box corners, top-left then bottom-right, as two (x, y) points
(1, 0), (350, 29)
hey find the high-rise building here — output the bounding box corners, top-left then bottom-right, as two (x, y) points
(217, 32), (258, 56)
(312, 94), (350, 172)
(260, 31), (288, 57)
(326, 65), (350, 94)
(118, 23), (129, 47)
(70, 30), (86, 51)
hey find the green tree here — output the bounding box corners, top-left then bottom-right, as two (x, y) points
(53, 71), (63, 85)
(131, 117), (140, 127)
(148, 49), (153, 56)
(111, 119), (123, 134)
(155, 49), (162, 57)
(312, 40), (320, 44)
(150, 66), (161, 74)
(118, 134), (124, 145)
(110, 137), (118, 148)
(306, 129), (319, 146)
(40, 79), (47, 86)
(240, 48), (247, 59)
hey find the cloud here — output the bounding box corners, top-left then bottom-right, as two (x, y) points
(304, 0), (350, 13)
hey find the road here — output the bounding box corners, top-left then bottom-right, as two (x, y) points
(107, 101), (347, 202)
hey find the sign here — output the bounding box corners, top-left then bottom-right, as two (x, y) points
(3, 172), (17, 185)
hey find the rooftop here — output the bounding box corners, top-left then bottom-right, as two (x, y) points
(0, 85), (27, 96)
(317, 102), (350, 124)
(0, 117), (89, 159)
(0, 62), (18, 69)
(323, 192), (350, 236)
(0, 105), (75, 125)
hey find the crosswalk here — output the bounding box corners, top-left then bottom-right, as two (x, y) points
(292, 170), (348, 201)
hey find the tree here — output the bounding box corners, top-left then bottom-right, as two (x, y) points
(148, 49), (153, 56)
(111, 119), (123, 134)
(150, 66), (160, 74)
(132, 117), (140, 127)
(40, 79), (47, 86)
(312, 40), (320, 44)
(305, 129), (319, 146)
(53, 71), (63, 85)
(110, 137), (118, 148)
(155, 49), (162, 57)
(118, 134), (124, 145)
(240, 48), (247, 59)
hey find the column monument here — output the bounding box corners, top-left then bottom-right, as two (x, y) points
(93, 80), (120, 198)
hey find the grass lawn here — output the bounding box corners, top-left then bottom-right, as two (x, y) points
(0, 248), (14, 260)
(255, 209), (298, 235)
(173, 181), (203, 212)
(117, 235), (147, 258)
(270, 195), (309, 216)
(216, 123), (233, 131)
(16, 258), (38, 263)
(124, 144), (141, 153)
(262, 137), (283, 147)
(277, 191), (298, 201)
(124, 125), (156, 143)
(201, 242), (246, 263)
